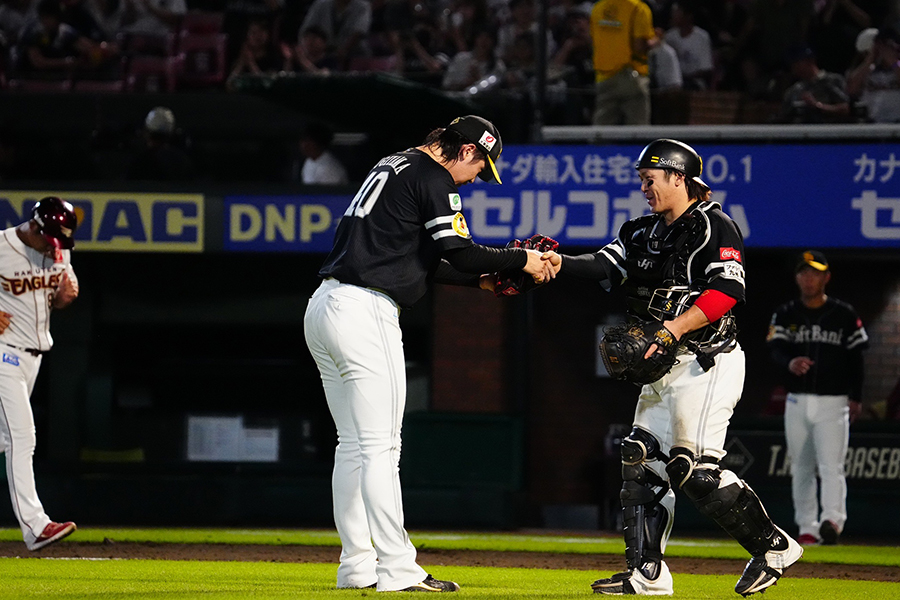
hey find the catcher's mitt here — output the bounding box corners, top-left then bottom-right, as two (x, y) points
(599, 321), (679, 385)
(494, 234), (559, 297)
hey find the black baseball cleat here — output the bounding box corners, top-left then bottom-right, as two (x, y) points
(734, 527), (803, 596)
(819, 520), (839, 545)
(400, 575), (460, 592)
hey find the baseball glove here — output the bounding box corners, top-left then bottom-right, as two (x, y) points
(494, 234), (559, 297)
(599, 321), (680, 385)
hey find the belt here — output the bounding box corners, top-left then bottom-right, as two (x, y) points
(323, 277), (400, 312)
(2, 343), (45, 357)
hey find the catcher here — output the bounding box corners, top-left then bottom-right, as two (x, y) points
(541, 139), (802, 597)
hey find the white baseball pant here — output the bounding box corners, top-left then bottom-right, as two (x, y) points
(634, 344), (745, 461)
(304, 278), (428, 591)
(0, 346), (52, 549)
(784, 392), (849, 537)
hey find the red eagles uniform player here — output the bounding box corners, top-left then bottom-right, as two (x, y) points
(304, 116), (552, 592)
(0, 197), (78, 551)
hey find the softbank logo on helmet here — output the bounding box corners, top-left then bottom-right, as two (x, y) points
(651, 156), (686, 171)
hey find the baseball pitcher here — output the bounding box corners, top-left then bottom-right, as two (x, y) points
(304, 116), (552, 592)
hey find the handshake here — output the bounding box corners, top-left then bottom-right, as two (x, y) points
(487, 234), (563, 297)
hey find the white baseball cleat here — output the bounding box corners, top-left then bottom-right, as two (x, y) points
(591, 561), (674, 595)
(734, 527), (803, 596)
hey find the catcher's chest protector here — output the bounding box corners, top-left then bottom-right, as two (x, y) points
(621, 211), (705, 318)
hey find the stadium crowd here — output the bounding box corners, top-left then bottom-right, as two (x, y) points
(0, 0), (897, 125)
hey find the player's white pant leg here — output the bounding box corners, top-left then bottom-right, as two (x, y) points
(0, 350), (51, 548)
(305, 284), (377, 588)
(811, 394), (850, 532)
(785, 393), (819, 537)
(639, 345), (744, 459)
(304, 280), (427, 591)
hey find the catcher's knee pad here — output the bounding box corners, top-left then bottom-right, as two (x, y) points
(621, 428), (666, 485)
(666, 447), (720, 500)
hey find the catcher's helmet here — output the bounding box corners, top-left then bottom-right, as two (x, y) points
(32, 196), (77, 250)
(635, 139), (709, 190)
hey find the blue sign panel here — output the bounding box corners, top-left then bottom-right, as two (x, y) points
(223, 144), (900, 252)
(474, 143), (900, 248)
(224, 194), (349, 252)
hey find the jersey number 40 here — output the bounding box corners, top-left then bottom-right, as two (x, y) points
(344, 171), (389, 218)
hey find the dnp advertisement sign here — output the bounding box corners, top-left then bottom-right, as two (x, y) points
(223, 143), (900, 252)
(226, 195), (346, 252)
(0, 192), (204, 252)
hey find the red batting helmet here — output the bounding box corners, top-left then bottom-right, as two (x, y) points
(32, 196), (77, 250)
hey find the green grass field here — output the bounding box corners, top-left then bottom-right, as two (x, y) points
(0, 528), (897, 599)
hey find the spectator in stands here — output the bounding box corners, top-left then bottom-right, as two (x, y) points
(299, 0), (371, 70)
(447, 0), (489, 53)
(442, 26), (504, 91)
(61, 0), (122, 71)
(648, 26), (687, 124)
(845, 27), (900, 122)
(0, 0), (35, 49)
(127, 106), (195, 181)
(62, 0), (107, 42)
(777, 46), (851, 123)
(14, 0), (114, 77)
(811, 0), (887, 76)
(496, 0), (554, 66)
(649, 26), (682, 92)
(383, 0), (448, 83)
(85, 0), (126, 40)
(287, 24), (337, 73)
(223, 0), (284, 64)
(227, 17), (285, 88)
(663, 0), (713, 90)
(705, 0), (749, 91)
(848, 26), (879, 74)
(289, 121), (349, 185)
(119, 0), (186, 36)
(547, 0), (591, 48)
(733, 0), (814, 100)
(502, 31), (536, 95)
(589, 0), (654, 125)
(550, 9), (594, 123)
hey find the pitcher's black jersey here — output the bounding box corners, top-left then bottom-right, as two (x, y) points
(767, 297), (868, 399)
(319, 149), (475, 308)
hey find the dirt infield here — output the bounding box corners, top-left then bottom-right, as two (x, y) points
(2, 541), (898, 583)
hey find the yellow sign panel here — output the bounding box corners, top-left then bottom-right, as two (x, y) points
(0, 192), (204, 252)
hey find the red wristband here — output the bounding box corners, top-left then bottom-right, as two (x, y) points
(693, 289), (737, 323)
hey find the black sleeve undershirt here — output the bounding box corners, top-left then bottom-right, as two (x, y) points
(433, 244), (527, 286)
(444, 244), (527, 273)
(560, 253), (613, 280)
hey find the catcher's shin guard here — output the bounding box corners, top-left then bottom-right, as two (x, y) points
(621, 483), (675, 575)
(619, 429), (674, 578)
(667, 448), (780, 557)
